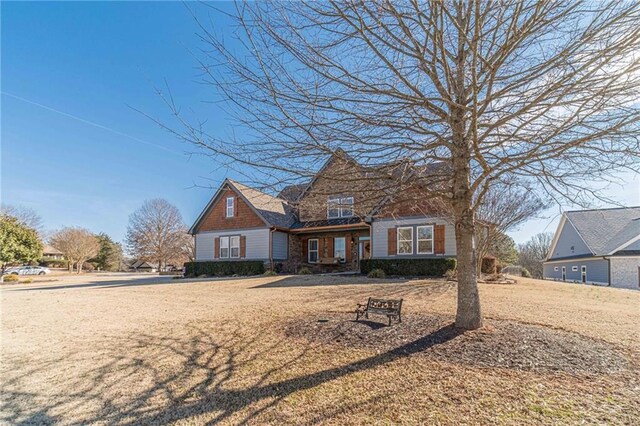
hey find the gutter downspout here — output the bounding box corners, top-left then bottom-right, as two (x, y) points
(269, 227), (276, 271)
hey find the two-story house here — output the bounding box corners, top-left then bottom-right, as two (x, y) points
(543, 207), (640, 289)
(189, 151), (456, 273)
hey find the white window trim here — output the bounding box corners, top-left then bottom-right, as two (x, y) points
(327, 198), (340, 219)
(416, 225), (434, 254)
(340, 197), (354, 218)
(226, 197), (234, 218)
(220, 236), (230, 258)
(572, 266), (578, 272)
(230, 235), (240, 259)
(397, 227), (413, 255)
(334, 237), (346, 262)
(308, 239), (319, 263)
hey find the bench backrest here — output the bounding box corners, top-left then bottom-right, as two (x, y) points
(367, 297), (403, 312)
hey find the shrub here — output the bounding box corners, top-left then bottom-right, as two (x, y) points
(481, 256), (497, 274)
(184, 261), (265, 277)
(521, 267), (532, 278)
(298, 267), (312, 275)
(263, 270), (278, 276)
(367, 268), (386, 279)
(3, 274), (19, 282)
(40, 259), (67, 268)
(21, 278), (33, 284)
(360, 258), (456, 277)
(496, 263), (503, 274)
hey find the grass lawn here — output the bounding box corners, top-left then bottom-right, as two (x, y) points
(1, 275), (639, 425)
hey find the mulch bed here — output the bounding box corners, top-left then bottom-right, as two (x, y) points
(285, 313), (629, 376)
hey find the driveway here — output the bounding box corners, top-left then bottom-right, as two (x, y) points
(1, 272), (177, 291)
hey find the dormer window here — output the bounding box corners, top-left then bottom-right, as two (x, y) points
(226, 197), (234, 217)
(327, 196), (354, 219)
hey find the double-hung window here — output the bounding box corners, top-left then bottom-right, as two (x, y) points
(220, 236), (230, 258)
(334, 237), (346, 262)
(230, 236), (240, 258)
(417, 225), (434, 254)
(226, 197), (234, 218)
(327, 196), (354, 218)
(327, 198), (340, 219)
(308, 239), (319, 263)
(340, 197), (354, 217)
(397, 227), (413, 255)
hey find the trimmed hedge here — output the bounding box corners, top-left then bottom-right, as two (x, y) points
(360, 258), (456, 277)
(185, 261), (265, 277)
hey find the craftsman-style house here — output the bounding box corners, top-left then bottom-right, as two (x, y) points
(189, 151), (456, 273)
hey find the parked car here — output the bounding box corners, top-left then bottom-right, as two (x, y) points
(3, 266), (51, 276)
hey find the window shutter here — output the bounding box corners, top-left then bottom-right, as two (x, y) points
(301, 238), (308, 259)
(327, 237), (334, 258)
(240, 235), (246, 258)
(388, 228), (397, 255)
(435, 225), (445, 254)
(233, 196), (238, 217)
(214, 237), (220, 259)
(318, 238), (325, 259)
(345, 234), (352, 262)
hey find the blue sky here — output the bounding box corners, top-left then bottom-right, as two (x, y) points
(2, 2), (638, 246)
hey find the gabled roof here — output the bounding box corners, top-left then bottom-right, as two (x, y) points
(551, 207), (640, 257)
(43, 245), (63, 255)
(230, 180), (296, 228)
(189, 179), (296, 233)
(277, 183), (308, 203)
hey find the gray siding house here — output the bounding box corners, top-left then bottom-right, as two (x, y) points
(543, 207), (640, 289)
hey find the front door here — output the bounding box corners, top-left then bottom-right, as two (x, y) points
(561, 266), (566, 281)
(581, 265), (587, 283)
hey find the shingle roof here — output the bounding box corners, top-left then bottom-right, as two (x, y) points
(277, 183), (308, 203)
(229, 180), (297, 228)
(565, 207), (640, 255)
(289, 217), (365, 229)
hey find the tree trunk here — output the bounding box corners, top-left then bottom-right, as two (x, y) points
(454, 211), (483, 329)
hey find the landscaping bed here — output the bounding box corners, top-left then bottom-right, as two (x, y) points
(286, 313), (629, 375)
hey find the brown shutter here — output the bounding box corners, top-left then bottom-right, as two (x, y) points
(214, 237), (220, 258)
(388, 228), (397, 255)
(435, 224), (445, 254)
(233, 196), (238, 217)
(327, 237), (334, 258)
(301, 238), (308, 260)
(318, 238), (325, 259)
(240, 235), (246, 258)
(345, 234), (352, 262)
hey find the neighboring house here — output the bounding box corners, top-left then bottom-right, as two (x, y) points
(190, 151), (456, 273)
(42, 245), (64, 260)
(543, 207), (640, 289)
(130, 260), (158, 273)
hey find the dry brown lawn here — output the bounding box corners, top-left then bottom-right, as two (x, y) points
(1, 274), (639, 425)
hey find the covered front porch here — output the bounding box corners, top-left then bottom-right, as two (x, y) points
(285, 221), (371, 273)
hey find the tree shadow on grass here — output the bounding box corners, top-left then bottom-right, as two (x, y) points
(1, 323), (462, 425)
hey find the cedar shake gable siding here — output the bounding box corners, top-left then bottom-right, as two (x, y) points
(297, 155), (386, 222)
(194, 186), (266, 233)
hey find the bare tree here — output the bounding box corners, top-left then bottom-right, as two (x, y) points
(126, 199), (190, 271)
(50, 227), (100, 274)
(518, 232), (554, 279)
(475, 183), (549, 272)
(160, 1), (640, 329)
(1, 204), (43, 235)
